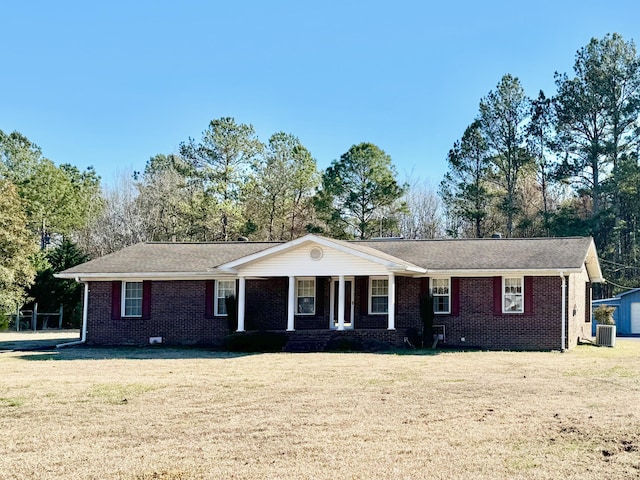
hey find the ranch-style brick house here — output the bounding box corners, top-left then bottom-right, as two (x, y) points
(56, 234), (603, 351)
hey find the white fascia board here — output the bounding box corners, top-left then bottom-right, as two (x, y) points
(405, 266), (428, 273)
(584, 239), (604, 283)
(388, 266), (428, 274)
(218, 233), (418, 272)
(54, 272), (236, 281)
(420, 268), (584, 277)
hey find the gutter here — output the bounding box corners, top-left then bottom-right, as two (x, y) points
(560, 272), (566, 352)
(56, 279), (88, 348)
(421, 268), (584, 277)
(54, 272), (237, 280)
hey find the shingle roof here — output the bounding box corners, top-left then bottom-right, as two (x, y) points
(355, 237), (596, 271)
(59, 241), (277, 276)
(57, 235), (600, 279)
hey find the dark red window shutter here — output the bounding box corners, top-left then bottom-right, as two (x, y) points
(205, 280), (214, 318)
(451, 277), (460, 316)
(111, 281), (122, 320)
(420, 278), (430, 297)
(316, 278), (325, 316)
(493, 276), (502, 315)
(358, 276), (369, 315)
(141, 281), (152, 319)
(524, 276), (534, 315)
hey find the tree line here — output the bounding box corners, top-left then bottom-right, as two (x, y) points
(1, 32), (639, 324)
(0, 122), (424, 325)
(79, 119), (416, 258)
(440, 33), (640, 296)
(0, 130), (98, 325)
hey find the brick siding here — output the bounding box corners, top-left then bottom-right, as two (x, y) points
(245, 278), (288, 330)
(433, 276), (568, 350)
(84, 274), (591, 350)
(86, 281), (229, 346)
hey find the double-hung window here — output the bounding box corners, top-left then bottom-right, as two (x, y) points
(503, 277), (524, 313)
(296, 278), (316, 314)
(216, 280), (236, 316)
(370, 278), (389, 314)
(431, 278), (451, 314)
(122, 281), (143, 317)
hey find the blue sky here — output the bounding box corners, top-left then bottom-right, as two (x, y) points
(2, 1), (639, 187)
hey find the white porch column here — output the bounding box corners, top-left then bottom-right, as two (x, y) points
(387, 273), (395, 330)
(338, 275), (345, 331)
(287, 276), (295, 331)
(237, 277), (246, 332)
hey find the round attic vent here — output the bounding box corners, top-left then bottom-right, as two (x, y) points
(309, 247), (323, 261)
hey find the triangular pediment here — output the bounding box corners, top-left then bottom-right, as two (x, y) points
(217, 234), (425, 276)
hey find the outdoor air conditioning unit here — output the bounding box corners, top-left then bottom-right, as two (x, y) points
(596, 324), (616, 347)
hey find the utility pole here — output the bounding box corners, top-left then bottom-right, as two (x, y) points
(40, 218), (50, 250)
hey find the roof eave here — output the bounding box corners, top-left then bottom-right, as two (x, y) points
(423, 268), (585, 277)
(54, 271), (234, 281)
(583, 238), (605, 283)
(390, 266), (427, 274)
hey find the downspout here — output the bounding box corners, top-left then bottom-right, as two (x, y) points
(560, 272), (566, 352)
(57, 279), (88, 348)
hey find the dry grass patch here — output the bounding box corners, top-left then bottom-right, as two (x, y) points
(86, 383), (158, 404)
(1, 341), (639, 479)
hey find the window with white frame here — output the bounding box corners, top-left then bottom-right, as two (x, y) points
(503, 277), (524, 313)
(296, 278), (316, 314)
(431, 278), (450, 314)
(216, 280), (236, 316)
(370, 277), (389, 314)
(122, 281), (143, 317)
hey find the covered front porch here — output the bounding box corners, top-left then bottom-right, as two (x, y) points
(217, 235), (427, 337)
(236, 274), (398, 333)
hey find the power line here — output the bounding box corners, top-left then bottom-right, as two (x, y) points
(599, 258), (640, 270)
(602, 278), (639, 291)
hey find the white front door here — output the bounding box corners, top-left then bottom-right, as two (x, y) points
(330, 278), (354, 329)
(631, 302), (640, 334)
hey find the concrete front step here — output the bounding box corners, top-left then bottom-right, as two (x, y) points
(283, 329), (402, 352)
